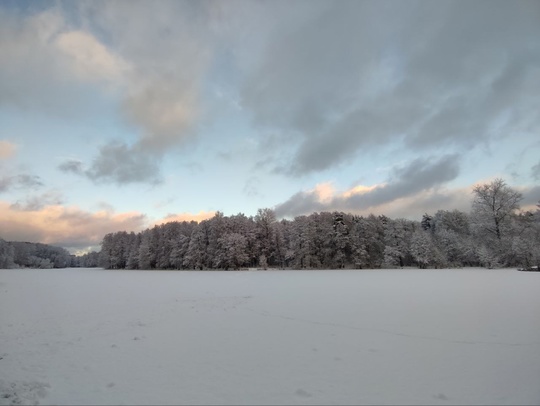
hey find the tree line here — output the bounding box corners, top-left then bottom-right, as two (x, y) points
(99, 179), (540, 271)
(1, 179), (538, 270)
(0, 240), (99, 269)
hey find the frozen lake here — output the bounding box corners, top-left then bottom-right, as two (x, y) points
(1, 268), (539, 405)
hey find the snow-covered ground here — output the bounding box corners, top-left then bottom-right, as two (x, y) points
(1, 268), (539, 405)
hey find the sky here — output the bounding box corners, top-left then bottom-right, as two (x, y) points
(1, 0), (539, 254)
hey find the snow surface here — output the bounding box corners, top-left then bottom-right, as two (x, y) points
(1, 268), (539, 405)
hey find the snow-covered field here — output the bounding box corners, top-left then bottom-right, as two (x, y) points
(1, 268), (539, 405)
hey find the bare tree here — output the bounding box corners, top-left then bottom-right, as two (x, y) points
(471, 178), (522, 240)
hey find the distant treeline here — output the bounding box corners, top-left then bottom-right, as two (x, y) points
(0, 239), (99, 269)
(99, 180), (540, 271)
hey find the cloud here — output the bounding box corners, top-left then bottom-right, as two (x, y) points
(10, 191), (64, 211)
(85, 143), (162, 184)
(58, 159), (84, 175)
(275, 154), (461, 218)
(122, 76), (197, 153)
(4, 1), (539, 187)
(0, 140), (16, 159)
(0, 194), (216, 252)
(241, 1), (540, 175)
(0, 173), (43, 193)
(59, 142), (162, 185)
(1, 4), (213, 184)
(0, 200), (148, 252)
(0, 9), (121, 117)
(54, 29), (132, 85)
(71, 1), (218, 177)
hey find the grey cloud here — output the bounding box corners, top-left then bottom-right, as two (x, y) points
(0, 9), (114, 120)
(241, 0), (540, 175)
(346, 154), (460, 208)
(288, 109), (387, 175)
(0, 173), (43, 193)
(369, 187), (473, 220)
(59, 142), (162, 185)
(87, 143), (162, 184)
(2, 4), (216, 185)
(5, 1), (539, 184)
(275, 154), (460, 218)
(121, 76), (198, 153)
(14, 174), (43, 188)
(0, 207), (148, 252)
(58, 159), (84, 174)
(80, 2), (217, 152)
(242, 1), (382, 131)
(10, 191), (64, 211)
(76, 2), (227, 181)
(273, 190), (326, 219)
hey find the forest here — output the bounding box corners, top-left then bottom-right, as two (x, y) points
(1, 179), (538, 270)
(98, 179), (540, 271)
(0, 240), (99, 269)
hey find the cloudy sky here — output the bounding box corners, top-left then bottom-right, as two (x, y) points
(1, 0), (539, 253)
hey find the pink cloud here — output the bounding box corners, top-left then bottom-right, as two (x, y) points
(0, 201), (147, 251)
(0, 201), (218, 252)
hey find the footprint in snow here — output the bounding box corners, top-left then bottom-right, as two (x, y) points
(0, 380), (50, 406)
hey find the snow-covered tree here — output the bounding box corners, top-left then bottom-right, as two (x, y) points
(138, 231), (153, 270)
(383, 218), (415, 268)
(350, 215), (385, 269)
(169, 234), (190, 269)
(126, 233), (141, 269)
(255, 208), (277, 266)
(331, 212), (350, 268)
(0, 238), (15, 268)
(286, 215), (320, 269)
(410, 230), (445, 269)
(432, 210), (470, 236)
(471, 178), (522, 241)
(184, 223), (208, 270)
(421, 214), (432, 231)
(216, 233), (249, 270)
(477, 245), (500, 269)
(470, 179), (523, 267)
(430, 210), (474, 266)
(272, 220), (287, 268)
(94, 191), (538, 271)
(206, 212), (228, 268)
(510, 210), (540, 269)
(8, 241), (71, 269)
(77, 251), (100, 268)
